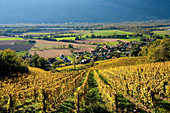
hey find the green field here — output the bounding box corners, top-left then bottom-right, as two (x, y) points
(81, 30), (133, 37)
(58, 33), (78, 36)
(32, 36), (75, 41)
(120, 36), (142, 42)
(0, 38), (23, 41)
(15, 51), (29, 56)
(56, 55), (74, 61)
(55, 37), (75, 41)
(153, 30), (170, 35)
(24, 32), (78, 37)
(23, 32), (53, 35)
(31, 43), (59, 50)
(97, 41), (119, 46)
(23, 30), (143, 43)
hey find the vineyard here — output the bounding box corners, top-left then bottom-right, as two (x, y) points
(0, 57), (169, 112)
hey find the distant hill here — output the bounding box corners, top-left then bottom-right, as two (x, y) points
(0, 0), (169, 24)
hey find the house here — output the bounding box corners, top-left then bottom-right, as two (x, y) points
(132, 41), (137, 43)
(125, 50), (131, 54)
(63, 57), (68, 62)
(99, 49), (104, 52)
(76, 56), (79, 59)
(74, 52), (84, 55)
(128, 44), (132, 48)
(60, 55), (65, 59)
(63, 57), (72, 63)
(121, 48), (126, 51)
(80, 59), (90, 64)
(103, 44), (107, 48)
(149, 38), (155, 42)
(90, 51), (96, 54)
(48, 58), (57, 64)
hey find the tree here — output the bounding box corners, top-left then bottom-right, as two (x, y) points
(130, 46), (141, 57)
(75, 36), (80, 40)
(37, 57), (49, 70)
(73, 55), (76, 69)
(23, 54), (50, 70)
(52, 61), (63, 69)
(77, 55), (84, 64)
(68, 44), (73, 48)
(32, 54), (40, 67)
(148, 43), (169, 62)
(139, 38), (170, 62)
(0, 49), (28, 78)
(90, 34), (95, 38)
(70, 48), (74, 53)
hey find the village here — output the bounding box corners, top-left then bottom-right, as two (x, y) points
(20, 37), (155, 70)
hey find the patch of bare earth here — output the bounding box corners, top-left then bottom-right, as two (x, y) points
(34, 39), (97, 48)
(0, 36), (16, 38)
(74, 48), (95, 53)
(30, 49), (72, 58)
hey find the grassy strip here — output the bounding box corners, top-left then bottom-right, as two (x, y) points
(55, 71), (88, 113)
(153, 30), (170, 35)
(0, 38), (23, 41)
(15, 51), (30, 57)
(118, 94), (146, 112)
(81, 30), (133, 38)
(97, 71), (148, 112)
(55, 37), (75, 41)
(80, 71), (109, 113)
(96, 70), (111, 86)
(96, 41), (119, 46)
(32, 36), (76, 41)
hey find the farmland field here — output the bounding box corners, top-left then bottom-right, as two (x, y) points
(0, 36), (23, 41)
(153, 30), (170, 35)
(31, 36), (76, 41)
(0, 44), (34, 51)
(55, 37), (75, 41)
(98, 41), (119, 46)
(73, 47), (95, 53)
(0, 40), (26, 45)
(0, 36), (15, 38)
(0, 38), (23, 41)
(32, 39), (97, 49)
(81, 30), (133, 37)
(120, 36), (142, 42)
(15, 51), (30, 56)
(30, 49), (73, 58)
(77, 38), (129, 44)
(30, 47), (94, 58)
(23, 30), (80, 36)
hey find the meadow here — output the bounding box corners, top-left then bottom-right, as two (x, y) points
(77, 38), (129, 44)
(98, 41), (119, 46)
(15, 51), (30, 57)
(31, 39), (96, 50)
(55, 37), (75, 41)
(81, 30), (134, 37)
(153, 30), (170, 35)
(0, 38), (23, 41)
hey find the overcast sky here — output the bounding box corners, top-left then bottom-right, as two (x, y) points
(0, 0), (169, 23)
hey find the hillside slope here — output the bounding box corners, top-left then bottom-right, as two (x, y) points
(0, 57), (169, 112)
